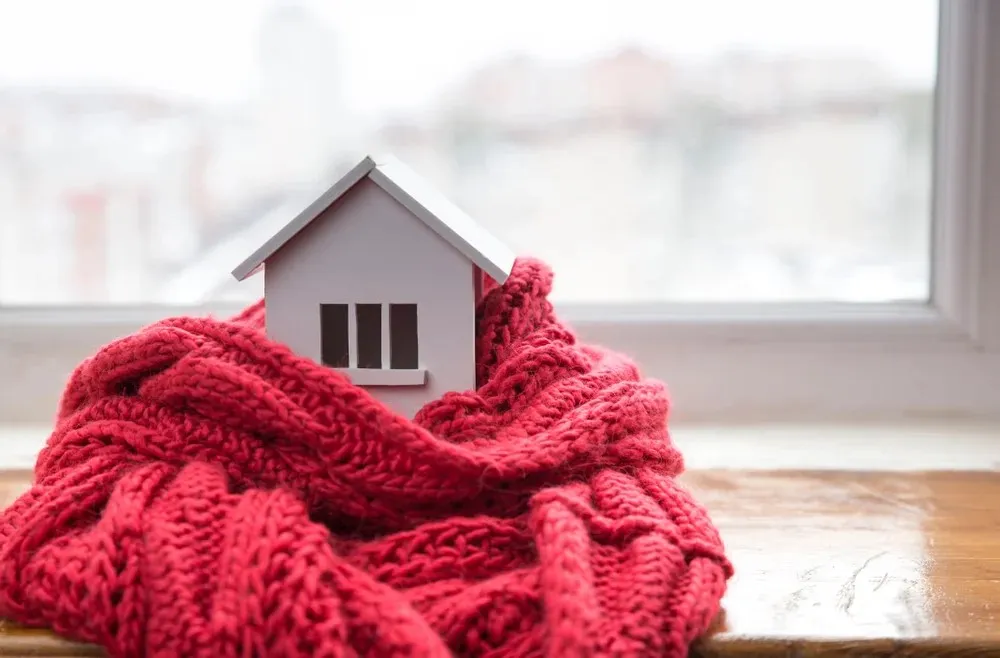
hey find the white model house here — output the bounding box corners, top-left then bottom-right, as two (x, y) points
(231, 154), (516, 418)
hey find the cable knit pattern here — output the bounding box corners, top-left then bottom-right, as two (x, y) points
(0, 258), (732, 657)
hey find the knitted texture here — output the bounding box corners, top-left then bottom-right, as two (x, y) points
(0, 258), (732, 657)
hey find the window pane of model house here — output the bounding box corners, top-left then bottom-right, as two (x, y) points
(0, 0), (938, 305)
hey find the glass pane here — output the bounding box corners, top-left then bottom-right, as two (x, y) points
(319, 303), (349, 368)
(355, 303), (383, 369)
(0, 0), (938, 305)
(389, 303), (419, 370)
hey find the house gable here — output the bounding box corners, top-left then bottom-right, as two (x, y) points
(231, 154), (515, 283)
(263, 177), (473, 304)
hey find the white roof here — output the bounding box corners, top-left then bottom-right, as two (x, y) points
(231, 154), (516, 283)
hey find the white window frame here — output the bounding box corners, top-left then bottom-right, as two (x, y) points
(1, 0), (998, 425)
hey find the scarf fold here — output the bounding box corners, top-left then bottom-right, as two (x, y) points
(0, 258), (732, 657)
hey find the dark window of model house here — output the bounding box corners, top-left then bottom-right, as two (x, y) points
(319, 303), (349, 367)
(355, 303), (382, 369)
(390, 303), (419, 369)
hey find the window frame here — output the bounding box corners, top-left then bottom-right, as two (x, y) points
(320, 301), (421, 372)
(1, 0), (998, 424)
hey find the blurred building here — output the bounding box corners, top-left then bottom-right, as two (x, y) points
(251, 0), (351, 194)
(0, 0), (352, 305)
(0, 87), (214, 302)
(375, 49), (932, 301)
(0, 31), (934, 305)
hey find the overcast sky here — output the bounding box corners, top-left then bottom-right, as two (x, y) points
(0, 0), (939, 112)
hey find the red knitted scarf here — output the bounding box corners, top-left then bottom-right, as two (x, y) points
(0, 258), (732, 657)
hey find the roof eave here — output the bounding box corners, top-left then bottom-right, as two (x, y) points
(230, 156), (378, 281)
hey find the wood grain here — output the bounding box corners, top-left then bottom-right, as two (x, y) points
(0, 469), (997, 657)
(685, 470), (1000, 657)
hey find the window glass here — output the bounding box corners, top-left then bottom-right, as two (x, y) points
(355, 303), (382, 369)
(319, 302), (349, 367)
(0, 0), (939, 304)
(390, 303), (419, 369)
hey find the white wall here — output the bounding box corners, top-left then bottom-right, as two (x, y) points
(264, 178), (477, 419)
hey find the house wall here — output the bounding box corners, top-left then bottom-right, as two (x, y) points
(263, 178), (476, 419)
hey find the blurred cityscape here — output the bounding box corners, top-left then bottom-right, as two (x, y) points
(0, 1), (934, 304)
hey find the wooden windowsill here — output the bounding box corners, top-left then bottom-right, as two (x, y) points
(687, 468), (1000, 656)
(0, 424), (998, 656)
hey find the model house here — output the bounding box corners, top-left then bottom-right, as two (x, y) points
(231, 154), (516, 418)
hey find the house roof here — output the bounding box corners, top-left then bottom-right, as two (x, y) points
(231, 154), (516, 284)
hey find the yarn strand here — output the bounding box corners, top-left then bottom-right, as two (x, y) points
(0, 258), (732, 657)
